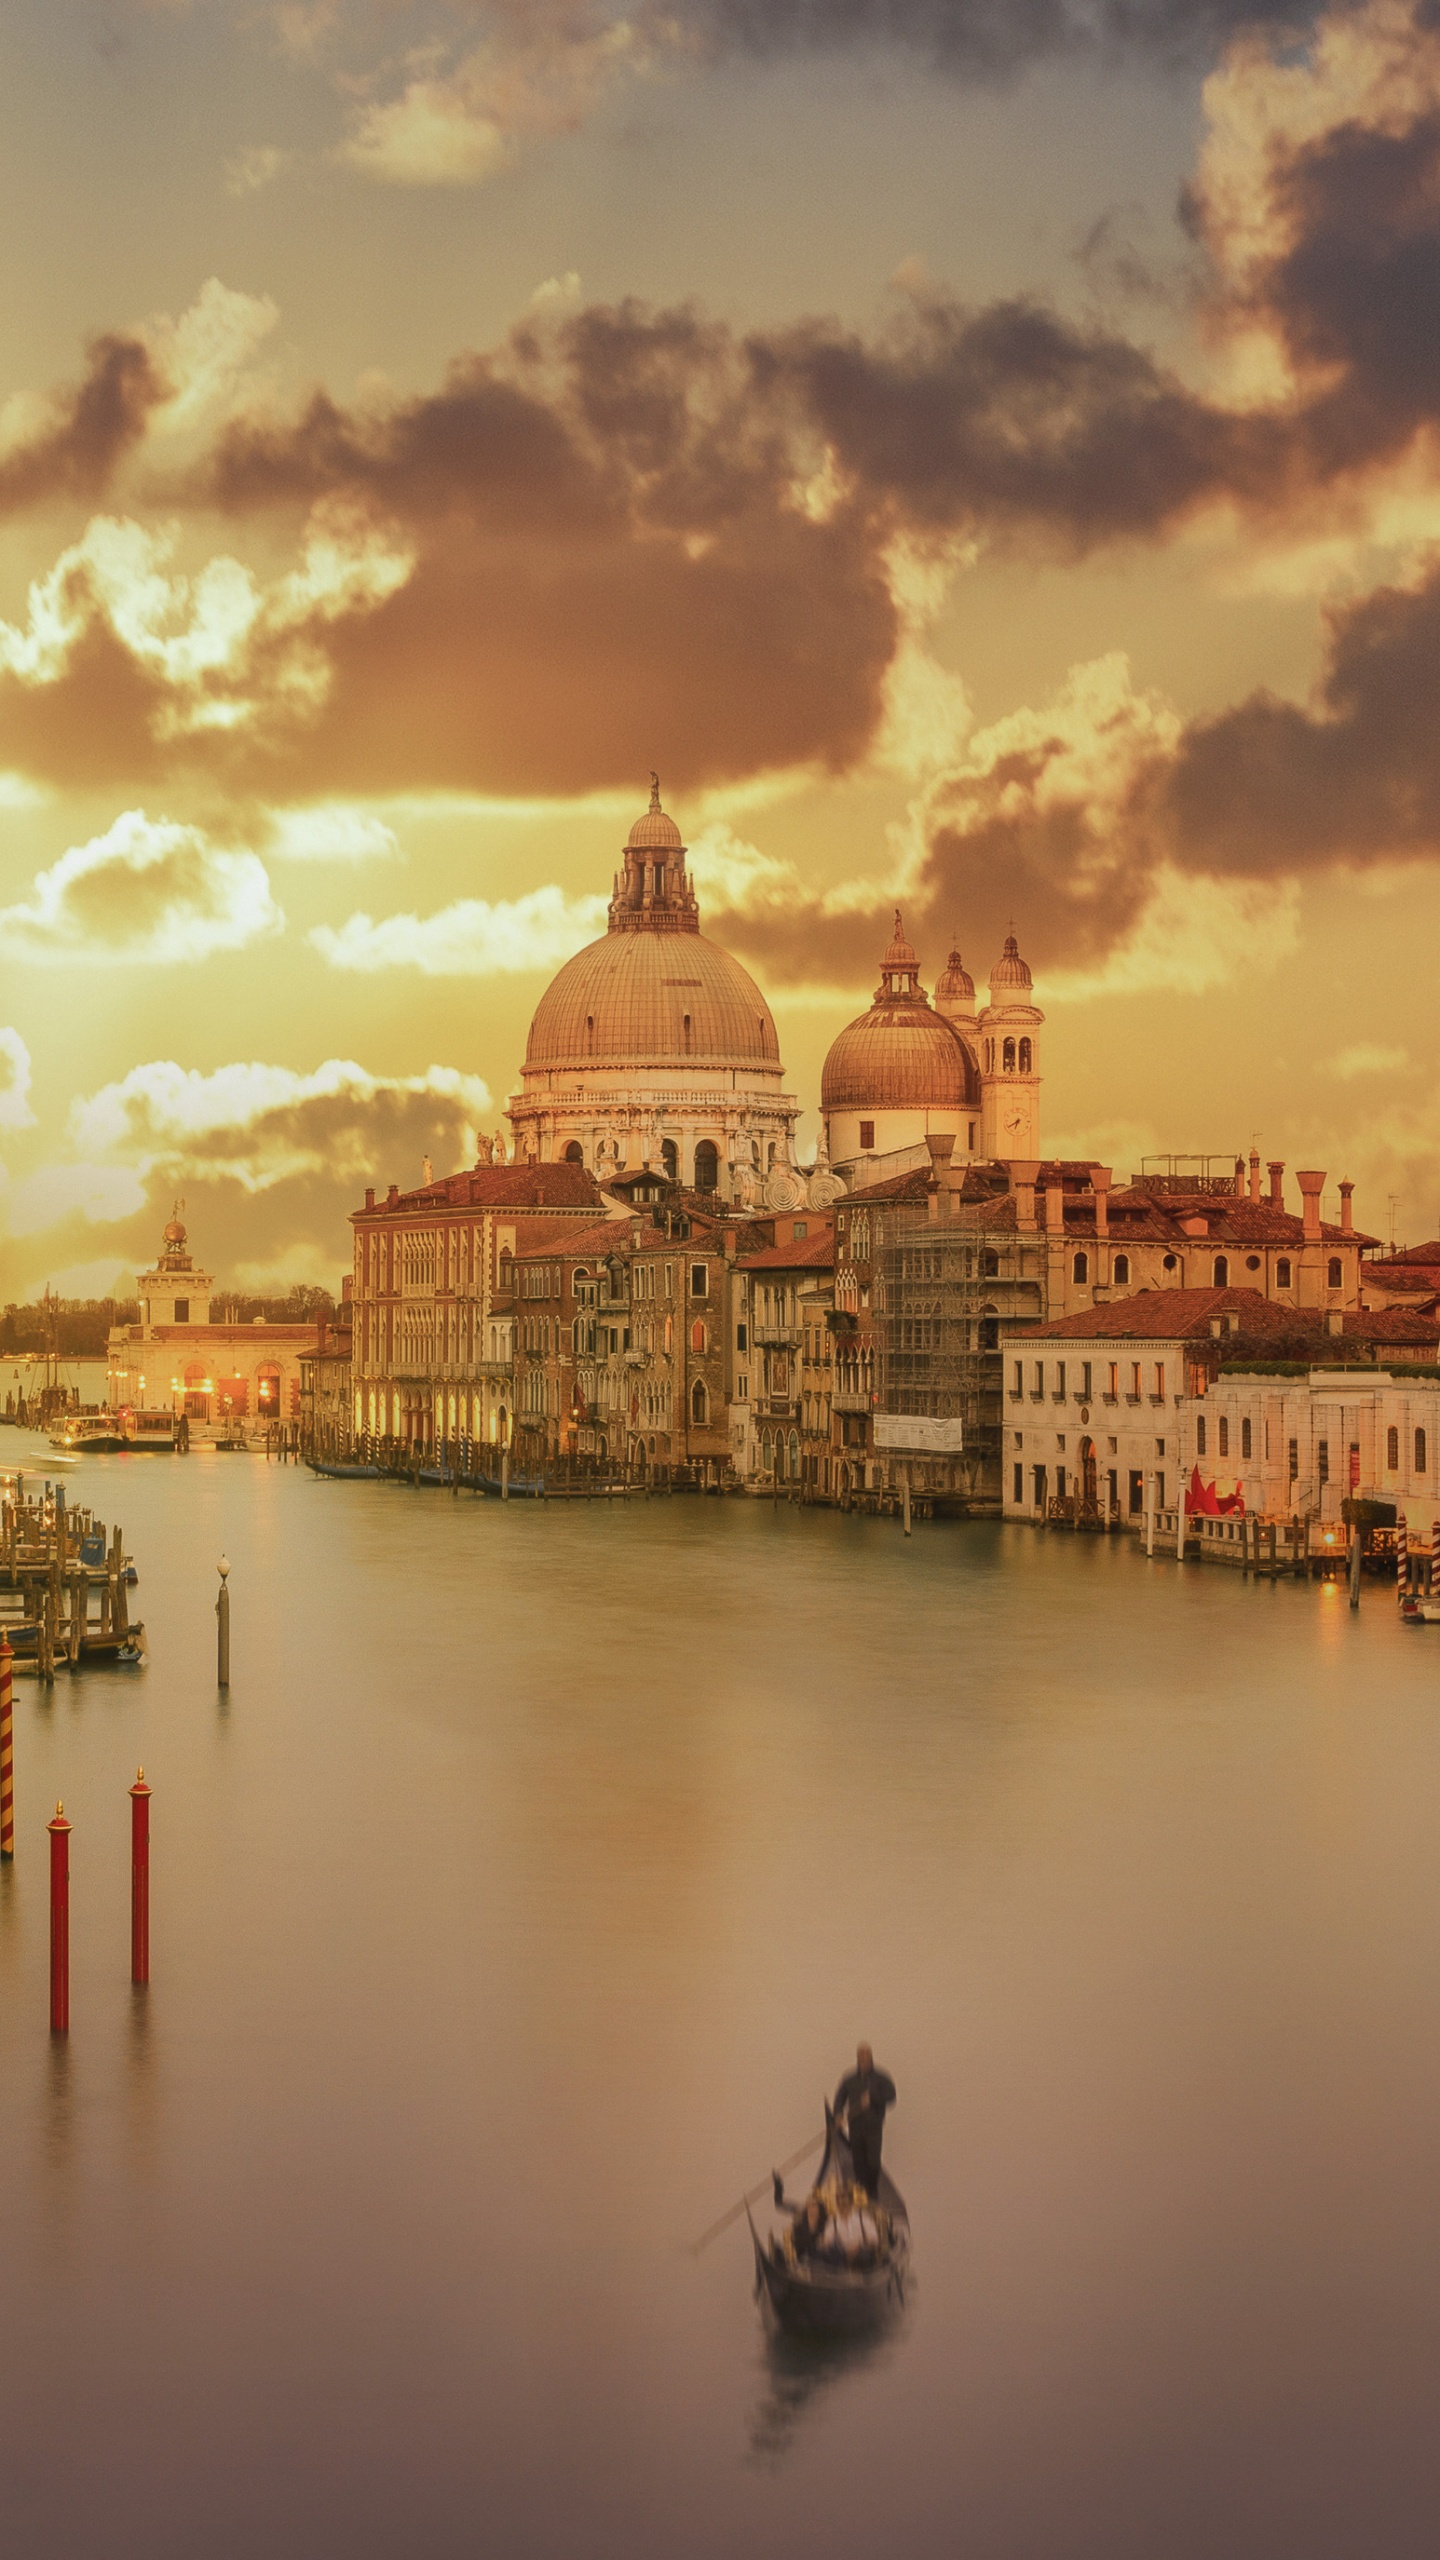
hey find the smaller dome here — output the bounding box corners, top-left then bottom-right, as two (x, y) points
(936, 946), (974, 1004)
(990, 932), (1033, 993)
(883, 909), (917, 972)
(163, 1219), (186, 1244)
(627, 773), (683, 851)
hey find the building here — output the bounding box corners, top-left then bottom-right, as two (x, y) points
(298, 1291), (354, 1458)
(1002, 1285), (1440, 1529)
(349, 1161), (601, 1452)
(107, 1212), (320, 1432)
(731, 1218), (836, 1491)
(506, 778), (808, 1204)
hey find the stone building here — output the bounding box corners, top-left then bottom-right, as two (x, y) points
(107, 1211), (319, 1433)
(349, 1161), (600, 1452)
(298, 1291), (354, 1456)
(731, 1219), (836, 1492)
(506, 779), (806, 1203)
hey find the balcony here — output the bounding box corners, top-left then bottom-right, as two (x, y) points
(831, 1389), (872, 1414)
(752, 1322), (802, 1348)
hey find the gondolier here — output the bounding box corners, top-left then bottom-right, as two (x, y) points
(833, 2044), (896, 2197)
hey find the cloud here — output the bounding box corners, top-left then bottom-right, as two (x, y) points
(0, 333), (165, 517)
(310, 885), (607, 972)
(267, 804), (400, 860)
(0, 1030), (35, 1130)
(224, 146), (289, 197)
(1330, 1041), (1410, 1077)
(336, 4), (659, 187)
(70, 1056), (494, 1194)
(0, 810), (282, 964)
(1, 1162), (148, 1238)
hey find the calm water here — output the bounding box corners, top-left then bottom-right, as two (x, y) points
(3, 1440), (1440, 2558)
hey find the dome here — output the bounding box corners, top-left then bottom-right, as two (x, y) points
(524, 928), (781, 1070)
(626, 772), (684, 852)
(882, 909), (917, 972)
(936, 946), (975, 1005)
(821, 1009), (980, 1111)
(990, 932), (1033, 994)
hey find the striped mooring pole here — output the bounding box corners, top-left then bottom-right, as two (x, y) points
(0, 1632), (13, 1859)
(1397, 1512), (1409, 1602)
(1431, 1515), (1440, 1597)
(47, 1801), (70, 2034)
(129, 1769), (151, 1985)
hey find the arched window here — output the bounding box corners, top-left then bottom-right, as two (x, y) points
(761, 1432), (773, 1475)
(690, 1318), (706, 1353)
(1276, 1258), (1292, 1289)
(1417, 1428), (1428, 1473)
(1114, 1254), (1130, 1285)
(1213, 1255), (1229, 1286)
(683, 1012), (693, 1055)
(1327, 1257), (1342, 1289)
(1388, 1425), (1400, 1470)
(690, 1378), (708, 1425)
(1241, 1417), (1252, 1457)
(661, 1138), (678, 1181)
(563, 1140), (584, 1164)
(1196, 1416), (1207, 1456)
(585, 1014), (595, 1054)
(1218, 1417), (1229, 1456)
(1018, 1037), (1032, 1074)
(788, 1429), (800, 1479)
(1002, 1036), (1016, 1072)
(982, 1249), (999, 1277)
(256, 1365), (282, 1419)
(1072, 1251), (1088, 1283)
(694, 1139), (719, 1193)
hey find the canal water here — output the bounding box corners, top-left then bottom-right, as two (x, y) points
(3, 1440), (1440, 2559)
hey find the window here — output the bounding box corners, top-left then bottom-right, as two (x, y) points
(690, 1263), (708, 1297)
(1213, 1256), (1229, 1286)
(1387, 1425), (1400, 1470)
(1276, 1258), (1292, 1289)
(1241, 1417), (1252, 1458)
(1288, 1437), (1298, 1480)
(1081, 1361), (1092, 1399)
(1003, 1037), (1016, 1072)
(1218, 1417), (1229, 1456)
(1072, 1251), (1089, 1282)
(661, 1139), (678, 1182)
(1018, 1037), (1032, 1074)
(1056, 1363), (1066, 1397)
(738, 1375), (748, 1402)
(1128, 1470), (1144, 1514)
(1328, 1256), (1343, 1290)
(1114, 1254), (1130, 1285)
(1013, 1462), (1023, 1503)
(1318, 1439), (1329, 1485)
(683, 1012), (692, 1055)
(694, 1139), (719, 1193)
(1055, 1466), (1066, 1500)
(1033, 1465), (1048, 1508)
(1130, 1362), (1142, 1399)
(691, 1319), (706, 1353)
(563, 1140), (584, 1165)
(1106, 1362), (1118, 1398)
(174, 1299), (189, 1324)
(1154, 1363), (1165, 1399)
(982, 1250), (999, 1277)
(1162, 1254), (1177, 1273)
(1197, 1416), (1207, 1456)
(690, 1378), (708, 1424)
(859, 1120), (875, 1151)
(1033, 1361), (1044, 1396)
(1012, 1359), (1023, 1396)
(737, 1322), (748, 1352)
(1417, 1428), (1428, 1473)
(1155, 1473), (1166, 1509)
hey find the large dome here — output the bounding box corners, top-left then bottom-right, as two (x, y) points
(821, 1007), (979, 1111)
(525, 927), (781, 1070)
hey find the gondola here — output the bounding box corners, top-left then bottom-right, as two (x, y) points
(470, 1471), (547, 1499)
(748, 2105), (909, 2338)
(307, 1457), (380, 1481)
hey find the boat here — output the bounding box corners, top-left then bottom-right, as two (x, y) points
(308, 1457), (381, 1481)
(471, 1471), (547, 1499)
(748, 2106), (910, 2338)
(52, 1419), (127, 1455)
(1400, 1595), (1440, 1624)
(120, 1412), (178, 1452)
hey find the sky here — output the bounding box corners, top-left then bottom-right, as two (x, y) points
(4, 0), (1440, 1299)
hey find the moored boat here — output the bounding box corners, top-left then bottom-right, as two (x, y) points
(749, 2107), (910, 2338)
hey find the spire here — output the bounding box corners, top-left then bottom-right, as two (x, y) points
(610, 776), (697, 935)
(649, 770), (661, 811)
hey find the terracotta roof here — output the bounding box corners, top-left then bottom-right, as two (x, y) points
(1343, 1306), (1440, 1344)
(737, 1231), (836, 1272)
(1019, 1286), (1303, 1343)
(355, 1164), (601, 1217)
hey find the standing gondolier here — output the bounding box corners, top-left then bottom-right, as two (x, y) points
(834, 2044), (896, 2197)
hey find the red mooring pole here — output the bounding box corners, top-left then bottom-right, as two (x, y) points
(0, 1632), (13, 1859)
(47, 1801), (70, 2033)
(129, 1768), (150, 1985)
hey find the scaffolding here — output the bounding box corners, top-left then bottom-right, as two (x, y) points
(878, 1201), (1041, 1507)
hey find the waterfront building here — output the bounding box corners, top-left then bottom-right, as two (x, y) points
(298, 1291), (354, 1457)
(349, 1161), (600, 1451)
(507, 779), (807, 1204)
(1005, 1285), (1440, 1528)
(731, 1219), (837, 1492)
(107, 1212), (320, 1431)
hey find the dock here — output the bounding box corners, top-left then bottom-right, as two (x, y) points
(0, 1481), (145, 1679)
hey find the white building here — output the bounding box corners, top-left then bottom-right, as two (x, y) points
(107, 1212), (318, 1431)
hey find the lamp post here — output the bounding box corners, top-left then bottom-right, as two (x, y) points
(216, 1555), (230, 1689)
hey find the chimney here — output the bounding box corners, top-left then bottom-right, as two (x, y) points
(1268, 1160), (1285, 1207)
(1297, 1168), (1324, 1240)
(1010, 1159), (1040, 1230)
(1339, 1179), (1354, 1233)
(365, 1188), (375, 1211)
(341, 1274), (352, 1303)
(387, 1183), (398, 1206)
(1234, 1157), (1245, 1196)
(1090, 1166), (1111, 1238)
(1248, 1148), (1261, 1204)
(1044, 1181), (1064, 1235)
(925, 1132), (956, 1172)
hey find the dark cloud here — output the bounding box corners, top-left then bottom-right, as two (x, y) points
(672, 0), (1323, 78)
(0, 334), (165, 516)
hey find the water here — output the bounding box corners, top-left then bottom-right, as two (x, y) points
(3, 1438), (1440, 2558)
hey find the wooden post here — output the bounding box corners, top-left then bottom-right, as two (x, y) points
(1348, 1519), (1363, 1610)
(0, 1633), (12, 1858)
(902, 1468), (912, 1537)
(48, 1802), (70, 2033)
(129, 1770), (150, 1984)
(216, 1556), (231, 1689)
(1144, 1472), (1155, 1558)
(501, 1442), (510, 1502)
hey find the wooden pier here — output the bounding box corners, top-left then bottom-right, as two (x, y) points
(0, 1483), (145, 1680)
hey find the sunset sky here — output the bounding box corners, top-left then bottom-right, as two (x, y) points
(4, 0), (1440, 1298)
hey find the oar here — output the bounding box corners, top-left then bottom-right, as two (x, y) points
(689, 2132), (826, 2257)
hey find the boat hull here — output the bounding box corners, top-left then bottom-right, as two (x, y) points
(750, 2108), (910, 2340)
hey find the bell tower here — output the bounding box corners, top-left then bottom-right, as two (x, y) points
(979, 934), (1043, 1161)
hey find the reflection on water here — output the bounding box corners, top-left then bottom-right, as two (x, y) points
(746, 2311), (908, 2470)
(0, 1438), (1438, 2557)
